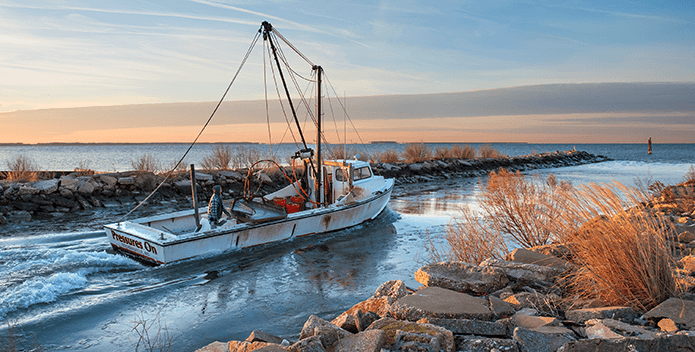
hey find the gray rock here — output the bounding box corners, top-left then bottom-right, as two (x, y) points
(585, 321), (624, 340)
(299, 315), (351, 349)
(256, 172), (272, 184)
(480, 258), (565, 283)
(99, 175), (118, 187)
(489, 295), (517, 318)
(372, 279), (410, 303)
(194, 341), (228, 352)
(513, 326), (577, 352)
(332, 312), (358, 333)
(366, 317), (454, 352)
(290, 335), (325, 352)
(355, 310), (380, 332)
(17, 185), (39, 195)
(557, 334), (695, 352)
(118, 176), (136, 185)
(32, 179), (59, 194)
(60, 175), (79, 191)
(77, 179), (95, 194)
(8, 210), (32, 223)
(392, 330), (443, 352)
(505, 248), (572, 269)
(408, 163), (425, 172)
(195, 172), (213, 182)
(643, 298), (695, 329)
(0, 214), (6, 225)
(418, 317), (508, 337)
(59, 188), (74, 198)
(331, 330), (385, 352)
(219, 170), (244, 181)
(455, 335), (519, 352)
(566, 307), (639, 324)
(245, 330), (284, 345)
(415, 261), (509, 294)
(389, 286), (493, 321)
(511, 311), (560, 329)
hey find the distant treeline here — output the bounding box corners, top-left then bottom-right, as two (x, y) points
(0, 142), (261, 146)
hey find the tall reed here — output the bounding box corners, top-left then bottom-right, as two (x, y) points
(3, 154), (40, 182)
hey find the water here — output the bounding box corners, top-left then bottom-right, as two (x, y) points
(0, 143), (693, 351)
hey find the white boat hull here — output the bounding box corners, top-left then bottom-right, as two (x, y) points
(105, 179), (393, 265)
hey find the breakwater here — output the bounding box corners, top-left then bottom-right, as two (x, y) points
(0, 150), (608, 226)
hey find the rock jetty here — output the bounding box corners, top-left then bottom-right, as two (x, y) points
(0, 150), (607, 227)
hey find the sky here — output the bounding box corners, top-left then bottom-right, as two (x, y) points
(1, 0), (694, 143)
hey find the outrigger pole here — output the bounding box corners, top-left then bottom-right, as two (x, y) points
(314, 65), (322, 206)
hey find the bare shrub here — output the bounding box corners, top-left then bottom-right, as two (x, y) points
(129, 311), (174, 352)
(327, 145), (355, 160)
(3, 154), (40, 182)
(450, 144), (475, 159)
(403, 142), (431, 163)
(200, 145), (232, 171)
(373, 149), (400, 163)
(131, 153), (161, 173)
(231, 145), (264, 169)
(478, 144), (504, 158)
(555, 182), (679, 311)
(434, 146), (452, 159)
(446, 206), (509, 264)
(684, 165), (695, 184)
(74, 159), (94, 176)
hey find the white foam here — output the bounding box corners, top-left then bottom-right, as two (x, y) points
(0, 271), (88, 318)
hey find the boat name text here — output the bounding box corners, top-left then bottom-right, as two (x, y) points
(112, 232), (158, 254)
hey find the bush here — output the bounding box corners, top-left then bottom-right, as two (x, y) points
(231, 145), (264, 169)
(373, 149), (400, 163)
(450, 144), (475, 159)
(684, 165), (695, 184)
(478, 144), (504, 158)
(131, 153), (161, 173)
(200, 145), (232, 171)
(403, 142), (431, 163)
(4, 154), (40, 182)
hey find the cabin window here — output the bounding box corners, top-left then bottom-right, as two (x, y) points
(353, 167), (372, 181)
(335, 168), (347, 182)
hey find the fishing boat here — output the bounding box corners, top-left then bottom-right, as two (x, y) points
(104, 22), (394, 265)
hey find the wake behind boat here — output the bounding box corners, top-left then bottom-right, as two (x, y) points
(104, 22), (394, 265)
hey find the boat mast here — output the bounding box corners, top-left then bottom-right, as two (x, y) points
(314, 65), (322, 206)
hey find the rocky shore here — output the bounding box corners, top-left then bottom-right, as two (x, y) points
(195, 228), (695, 352)
(0, 150), (608, 228)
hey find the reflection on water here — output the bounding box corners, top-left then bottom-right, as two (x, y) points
(390, 178), (479, 217)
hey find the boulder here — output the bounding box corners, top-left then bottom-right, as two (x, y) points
(17, 185), (39, 196)
(194, 341), (228, 352)
(585, 321), (625, 339)
(503, 292), (559, 313)
(418, 317), (508, 337)
(33, 179), (59, 194)
(489, 295), (517, 318)
(454, 336), (519, 352)
(330, 330), (385, 352)
(246, 330), (284, 344)
(366, 317), (454, 352)
(99, 175), (118, 187)
(678, 231), (695, 243)
(118, 176), (136, 185)
(389, 286), (493, 321)
(290, 335), (324, 352)
(480, 258), (565, 283)
(511, 311), (560, 329)
(505, 248), (572, 269)
(372, 280), (410, 303)
(585, 318), (657, 340)
(77, 178), (95, 194)
(227, 341), (275, 351)
(8, 210), (31, 223)
(643, 298), (695, 329)
(566, 306), (639, 324)
(332, 312), (358, 333)
(513, 326), (577, 352)
(557, 334), (695, 352)
(60, 176), (79, 191)
(196, 172), (213, 182)
(299, 315), (351, 349)
(657, 318), (678, 333)
(256, 172), (272, 184)
(415, 261), (509, 294)
(219, 170), (244, 181)
(0, 214), (6, 225)
(331, 296), (391, 329)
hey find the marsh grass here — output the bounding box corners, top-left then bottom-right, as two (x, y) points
(3, 154), (41, 182)
(200, 145), (232, 171)
(131, 153), (161, 174)
(478, 144), (504, 158)
(373, 149), (400, 163)
(445, 169), (680, 310)
(434, 146), (452, 159)
(450, 144), (475, 159)
(555, 182), (679, 311)
(403, 142), (431, 163)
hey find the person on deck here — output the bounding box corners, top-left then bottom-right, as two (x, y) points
(208, 185), (230, 227)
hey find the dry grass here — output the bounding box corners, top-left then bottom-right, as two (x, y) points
(450, 144), (475, 159)
(445, 169), (681, 310)
(200, 145), (232, 171)
(478, 144), (504, 158)
(434, 147), (452, 159)
(555, 182), (679, 311)
(684, 165), (695, 184)
(131, 153), (161, 173)
(373, 149), (400, 163)
(129, 311), (174, 352)
(3, 154), (40, 182)
(231, 145), (264, 169)
(403, 142), (431, 163)
(444, 170), (564, 264)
